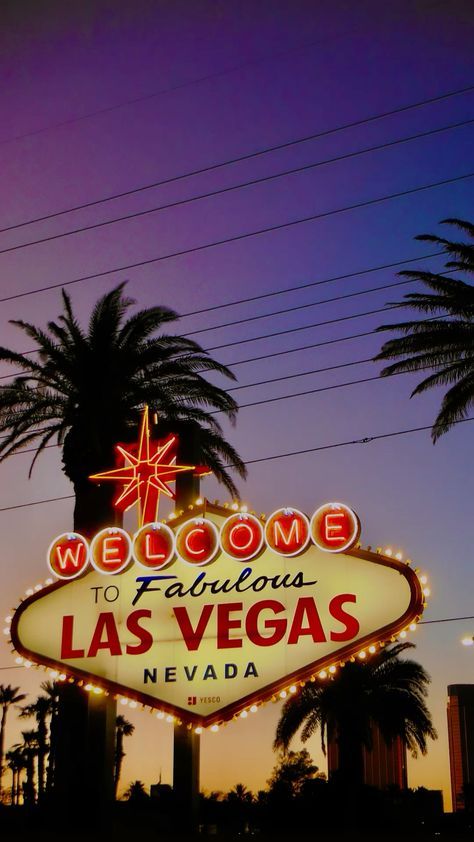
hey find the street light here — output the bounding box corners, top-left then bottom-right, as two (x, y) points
(461, 635), (474, 647)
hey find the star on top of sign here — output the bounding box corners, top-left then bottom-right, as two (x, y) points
(90, 406), (210, 526)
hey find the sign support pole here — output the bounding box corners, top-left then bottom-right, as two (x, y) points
(53, 504), (119, 815)
(173, 430), (201, 831)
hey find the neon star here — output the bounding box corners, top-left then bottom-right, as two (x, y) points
(90, 406), (209, 526)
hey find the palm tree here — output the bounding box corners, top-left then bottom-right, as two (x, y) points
(375, 218), (474, 441)
(20, 729), (39, 806)
(124, 779), (148, 802)
(274, 643), (436, 788)
(18, 694), (52, 801)
(0, 283), (246, 534)
(114, 715), (135, 798)
(0, 684), (26, 799)
(6, 746), (25, 805)
(39, 680), (60, 795)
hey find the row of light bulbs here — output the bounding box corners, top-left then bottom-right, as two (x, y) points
(5, 515), (430, 732)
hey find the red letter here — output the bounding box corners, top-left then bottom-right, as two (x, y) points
(288, 597), (326, 644)
(126, 609), (153, 655)
(173, 604), (214, 651)
(61, 615), (85, 659)
(329, 593), (359, 641)
(246, 600), (287, 646)
(87, 612), (122, 657)
(217, 603), (243, 649)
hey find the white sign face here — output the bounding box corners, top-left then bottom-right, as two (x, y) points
(12, 506), (423, 726)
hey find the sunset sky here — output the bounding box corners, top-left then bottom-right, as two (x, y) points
(1, 0), (473, 810)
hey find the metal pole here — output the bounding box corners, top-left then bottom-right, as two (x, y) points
(172, 426), (202, 831)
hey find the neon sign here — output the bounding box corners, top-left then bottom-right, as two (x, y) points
(8, 408), (427, 728)
(46, 503), (361, 579)
(12, 501), (424, 727)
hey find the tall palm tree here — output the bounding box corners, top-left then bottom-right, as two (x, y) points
(114, 715), (135, 798)
(0, 283), (246, 534)
(18, 694), (52, 801)
(6, 746), (25, 805)
(39, 680), (60, 795)
(274, 643), (436, 787)
(375, 218), (474, 441)
(0, 684), (26, 799)
(20, 729), (39, 806)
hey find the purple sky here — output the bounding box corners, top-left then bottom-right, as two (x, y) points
(0, 0), (473, 807)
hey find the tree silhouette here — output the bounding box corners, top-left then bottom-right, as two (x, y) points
(18, 695), (52, 801)
(0, 684), (26, 799)
(6, 746), (26, 805)
(376, 218), (474, 441)
(274, 643), (436, 787)
(267, 749), (318, 797)
(0, 283), (246, 534)
(39, 680), (60, 795)
(124, 779), (149, 802)
(19, 729), (39, 806)
(114, 714), (135, 798)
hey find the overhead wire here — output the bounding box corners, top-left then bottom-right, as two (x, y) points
(1, 415), (473, 514)
(2, 82), (473, 232)
(0, 11), (384, 149)
(0, 171), (470, 309)
(1, 118), (472, 257)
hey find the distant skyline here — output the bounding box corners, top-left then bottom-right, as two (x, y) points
(1, 0), (474, 809)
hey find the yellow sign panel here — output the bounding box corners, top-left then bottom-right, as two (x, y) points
(12, 504), (423, 726)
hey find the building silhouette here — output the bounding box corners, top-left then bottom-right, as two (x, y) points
(447, 684), (474, 812)
(328, 724), (408, 789)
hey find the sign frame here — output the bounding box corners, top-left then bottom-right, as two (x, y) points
(10, 502), (425, 727)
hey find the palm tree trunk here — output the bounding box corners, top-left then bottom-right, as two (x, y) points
(337, 731), (365, 788)
(24, 754), (35, 805)
(37, 718), (47, 801)
(114, 731), (124, 797)
(47, 708), (58, 794)
(0, 706), (6, 799)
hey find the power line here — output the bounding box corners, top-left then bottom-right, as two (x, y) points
(0, 171), (470, 309)
(0, 353), (445, 450)
(0, 17), (378, 149)
(0, 303), (405, 386)
(186, 279), (420, 337)
(229, 369), (413, 412)
(1, 118), (472, 257)
(180, 251), (444, 318)
(0, 250), (445, 384)
(241, 417), (474, 466)
(2, 82), (473, 232)
(206, 304), (403, 353)
(227, 356), (374, 392)
(0, 304), (400, 380)
(419, 616), (474, 625)
(227, 328), (407, 367)
(1, 415), (473, 514)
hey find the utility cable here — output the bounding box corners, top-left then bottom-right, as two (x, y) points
(179, 251), (444, 318)
(0, 303), (452, 386)
(0, 13), (381, 149)
(0, 356), (446, 448)
(0, 302), (403, 383)
(2, 82), (473, 231)
(186, 278), (420, 337)
(0, 171), (470, 308)
(1, 118), (472, 256)
(0, 247), (444, 315)
(1, 416), (474, 514)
